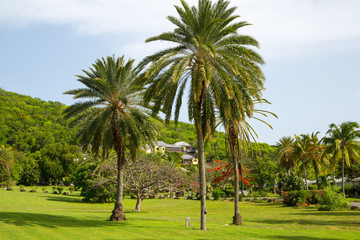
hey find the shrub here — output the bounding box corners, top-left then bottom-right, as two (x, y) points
(279, 173), (304, 191)
(308, 185), (318, 190)
(344, 184), (356, 197)
(223, 187), (234, 197)
(283, 190), (324, 206)
(212, 187), (225, 200)
(318, 186), (349, 211)
(251, 190), (268, 200)
(56, 186), (64, 194)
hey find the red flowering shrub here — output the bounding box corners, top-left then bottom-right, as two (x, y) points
(283, 190), (324, 206)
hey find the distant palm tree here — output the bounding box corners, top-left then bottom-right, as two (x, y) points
(294, 132), (323, 190)
(64, 56), (157, 221)
(137, 0), (265, 230)
(322, 122), (360, 197)
(275, 137), (296, 175)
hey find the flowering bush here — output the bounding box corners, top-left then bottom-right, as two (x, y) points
(283, 190), (324, 206)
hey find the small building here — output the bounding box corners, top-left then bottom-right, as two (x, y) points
(145, 140), (197, 164)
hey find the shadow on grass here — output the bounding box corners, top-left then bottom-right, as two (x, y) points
(291, 210), (360, 217)
(43, 195), (83, 203)
(0, 212), (129, 228)
(264, 236), (339, 240)
(249, 217), (360, 227)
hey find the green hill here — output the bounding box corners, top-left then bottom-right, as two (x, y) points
(0, 88), (228, 161)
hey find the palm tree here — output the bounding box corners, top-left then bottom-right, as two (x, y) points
(137, 0), (265, 230)
(294, 133), (323, 190)
(322, 122), (360, 197)
(275, 136), (296, 175)
(216, 99), (276, 225)
(64, 56), (157, 221)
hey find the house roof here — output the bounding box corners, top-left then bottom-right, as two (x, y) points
(181, 154), (194, 160)
(155, 141), (168, 147)
(352, 177), (360, 182)
(174, 141), (191, 147)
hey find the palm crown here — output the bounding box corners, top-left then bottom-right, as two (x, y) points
(138, 0), (265, 134)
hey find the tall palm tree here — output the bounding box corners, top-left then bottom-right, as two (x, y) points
(275, 136), (296, 175)
(64, 56), (157, 221)
(137, 0), (265, 230)
(217, 99), (276, 225)
(322, 122), (360, 197)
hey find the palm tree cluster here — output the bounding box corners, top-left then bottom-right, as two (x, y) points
(64, 0), (269, 229)
(275, 122), (360, 197)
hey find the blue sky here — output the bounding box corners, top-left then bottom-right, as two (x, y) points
(1, 0), (359, 145)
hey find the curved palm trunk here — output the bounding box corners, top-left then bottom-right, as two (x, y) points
(228, 123), (242, 225)
(195, 124), (207, 230)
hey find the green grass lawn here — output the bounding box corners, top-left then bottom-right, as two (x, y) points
(0, 187), (359, 240)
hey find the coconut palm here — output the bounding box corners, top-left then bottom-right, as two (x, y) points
(64, 56), (157, 221)
(294, 132), (323, 190)
(137, 0), (265, 229)
(275, 136), (296, 175)
(322, 122), (360, 197)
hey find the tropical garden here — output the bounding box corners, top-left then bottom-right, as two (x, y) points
(0, 0), (359, 239)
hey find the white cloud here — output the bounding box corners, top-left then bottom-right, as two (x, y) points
(1, 0), (360, 59)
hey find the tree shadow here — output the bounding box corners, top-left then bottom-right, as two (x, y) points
(291, 210), (360, 217)
(43, 195), (83, 203)
(0, 212), (128, 228)
(249, 218), (360, 227)
(263, 236), (339, 240)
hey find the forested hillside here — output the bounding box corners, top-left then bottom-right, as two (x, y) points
(0, 88), (76, 153)
(0, 88), (274, 187)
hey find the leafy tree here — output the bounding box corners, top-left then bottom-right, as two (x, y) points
(0, 147), (14, 185)
(64, 56), (157, 221)
(18, 157), (40, 186)
(124, 154), (186, 212)
(138, 0), (265, 229)
(278, 173), (304, 191)
(322, 122), (360, 197)
(246, 153), (277, 191)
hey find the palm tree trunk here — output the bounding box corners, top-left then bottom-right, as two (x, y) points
(239, 163), (244, 195)
(303, 162), (308, 190)
(110, 118), (126, 221)
(110, 153), (126, 221)
(342, 155), (345, 198)
(229, 123), (242, 225)
(195, 124), (207, 230)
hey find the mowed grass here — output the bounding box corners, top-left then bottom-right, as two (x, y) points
(0, 187), (359, 240)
